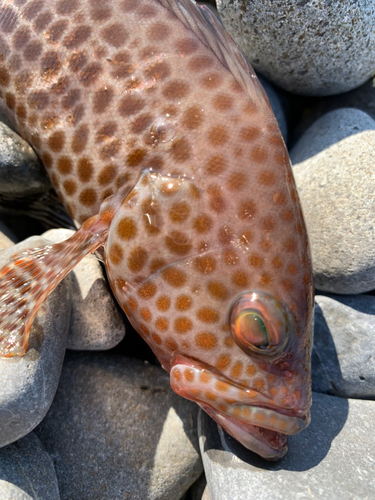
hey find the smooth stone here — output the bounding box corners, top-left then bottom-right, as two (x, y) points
(292, 123), (375, 293)
(290, 108), (375, 164)
(42, 229), (126, 351)
(257, 75), (288, 142)
(217, 0), (375, 96)
(0, 236), (71, 447)
(199, 393), (375, 499)
(35, 352), (203, 500)
(312, 294), (375, 398)
(291, 77), (375, 144)
(0, 432), (60, 500)
(0, 220), (17, 249)
(0, 122), (51, 203)
(0, 482), (34, 500)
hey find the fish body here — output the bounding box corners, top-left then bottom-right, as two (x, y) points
(0, 0), (314, 459)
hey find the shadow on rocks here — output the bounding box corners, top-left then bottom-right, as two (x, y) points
(313, 293), (375, 398)
(200, 392), (349, 473)
(312, 300), (343, 396)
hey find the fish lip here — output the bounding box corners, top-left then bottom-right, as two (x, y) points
(214, 400), (310, 436)
(170, 353), (311, 458)
(201, 403), (289, 461)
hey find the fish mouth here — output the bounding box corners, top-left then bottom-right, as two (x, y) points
(200, 403), (308, 461)
(170, 354), (310, 461)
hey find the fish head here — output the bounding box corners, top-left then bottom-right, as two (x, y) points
(105, 162), (314, 461)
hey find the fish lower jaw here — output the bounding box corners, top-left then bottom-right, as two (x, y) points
(201, 403), (289, 461)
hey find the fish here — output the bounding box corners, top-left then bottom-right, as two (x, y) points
(0, 0), (314, 460)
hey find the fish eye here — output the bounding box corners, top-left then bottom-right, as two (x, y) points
(229, 292), (289, 356)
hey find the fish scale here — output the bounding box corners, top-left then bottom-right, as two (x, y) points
(0, 0), (314, 460)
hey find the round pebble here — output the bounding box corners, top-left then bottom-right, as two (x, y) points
(42, 229), (126, 351)
(0, 122), (51, 204)
(290, 108), (375, 164)
(292, 110), (375, 293)
(217, 0), (375, 96)
(35, 352), (203, 500)
(0, 433), (60, 500)
(291, 77), (375, 144)
(0, 237), (71, 447)
(199, 395), (375, 499)
(313, 294), (375, 398)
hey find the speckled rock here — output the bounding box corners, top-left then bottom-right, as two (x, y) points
(0, 237), (71, 447)
(0, 122), (51, 204)
(42, 229), (125, 351)
(312, 294), (375, 398)
(292, 120), (375, 293)
(199, 394), (375, 499)
(290, 108), (375, 164)
(217, 0), (375, 96)
(35, 352), (203, 500)
(257, 75), (288, 142)
(0, 432), (60, 499)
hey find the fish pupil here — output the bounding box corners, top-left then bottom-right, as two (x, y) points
(236, 311), (269, 349)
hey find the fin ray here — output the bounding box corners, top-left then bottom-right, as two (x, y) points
(159, 0), (270, 108)
(0, 214), (108, 357)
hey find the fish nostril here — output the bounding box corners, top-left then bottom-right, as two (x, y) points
(149, 117), (176, 144)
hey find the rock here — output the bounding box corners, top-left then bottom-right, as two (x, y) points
(0, 432), (60, 500)
(199, 393), (375, 499)
(257, 75), (288, 142)
(291, 77), (375, 144)
(42, 229), (126, 351)
(0, 482), (34, 499)
(0, 236), (71, 447)
(35, 352), (203, 500)
(0, 122), (51, 204)
(217, 0), (375, 96)
(188, 474), (210, 500)
(290, 108), (375, 164)
(292, 117), (375, 293)
(0, 219), (17, 249)
(312, 294), (375, 398)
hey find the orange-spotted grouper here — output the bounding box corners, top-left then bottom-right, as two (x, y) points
(0, 0), (314, 460)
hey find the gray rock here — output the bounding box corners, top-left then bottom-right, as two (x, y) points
(0, 237), (71, 447)
(257, 75), (288, 142)
(290, 108), (375, 164)
(199, 393), (375, 499)
(217, 0), (375, 96)
(42, 229), (126, 351)
(0, 122), (51, 204)
(292, 77), (375, 144)
(0, 432), (60, 499)
(0, 482), (34, 500)
(35, 352), (203, 500)
(312, 294), (375, 398)
(292, 126), (375, 293)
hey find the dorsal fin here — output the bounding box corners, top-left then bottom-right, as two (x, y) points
(159, 0), (271, 110)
